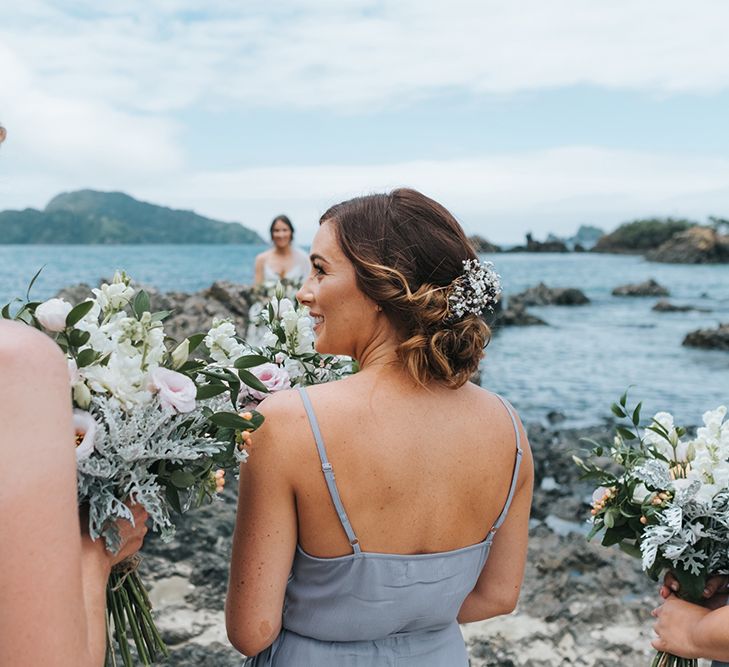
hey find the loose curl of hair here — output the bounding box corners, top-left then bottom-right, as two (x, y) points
(320, 188), (491, 389)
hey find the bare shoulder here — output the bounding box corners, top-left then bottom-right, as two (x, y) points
(465, 383), (532, 453)
(0, 321), (66, 377)
(248, 388), (311, 471)
(254, 249), (271, 265)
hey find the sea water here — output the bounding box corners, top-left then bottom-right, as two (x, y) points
(1, 245), (726, 426)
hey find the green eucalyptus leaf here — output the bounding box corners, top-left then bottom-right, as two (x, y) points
(237, 368), (269, 394)
(76, 348), (98, 368)
(196, 384), (228, 400)
(170, 470), (196, 489)
(150, 310), (172, 322)
(68, 329), (91, 348)
(234, 354), (270, 369)
(65, 300), (95, 327)
(165, 484), (183, 514)
(632, 402), (642, 427)
(132, 290), (151, 318)
(616, 426), (637, 441)
(209, 411), (253, 430)
(25, 265), (45, 302)
(611, 403), (626, 418)
(187, 333), (207, 354)
(618, 541), (642, 559)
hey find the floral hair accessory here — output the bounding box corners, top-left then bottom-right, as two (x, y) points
(446, 259), (502, 322)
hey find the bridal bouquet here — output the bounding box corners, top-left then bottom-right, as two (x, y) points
(200, 283), (353, 414)
(574, 392), (729, 667)
(2, 271), (266, 666)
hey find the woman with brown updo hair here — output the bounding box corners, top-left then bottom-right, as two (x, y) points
(227, 189), (533, 666)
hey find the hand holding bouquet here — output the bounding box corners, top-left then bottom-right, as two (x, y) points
(574, 392), (729, 667)
(3, 271), (266, 666)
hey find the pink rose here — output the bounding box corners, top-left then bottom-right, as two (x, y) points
(74, 409), (97, 461)
(36, 298), (72, 332)
(148, 367), (197, 413)
(247, 363), (291, 401)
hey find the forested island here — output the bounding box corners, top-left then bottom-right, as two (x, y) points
(470, 217), (729, 264)
(0, 190), (263, 244)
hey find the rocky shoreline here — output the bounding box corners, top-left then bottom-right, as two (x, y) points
(133, 420), (706, 667)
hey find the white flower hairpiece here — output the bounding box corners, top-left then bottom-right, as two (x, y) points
(446, 259), (502, 322)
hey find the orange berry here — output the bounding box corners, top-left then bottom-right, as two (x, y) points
(240, 412), (253, 421)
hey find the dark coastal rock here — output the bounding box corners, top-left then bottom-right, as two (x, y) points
(508, 233), (569, 253)
(652, 300), (711, 313)
(494, 303), (548, 327)
(683, 323), (729, 350)
(56, 280), (257, 342)
(511, 282), (589, 307)
(469, 234), (501, 253)
(646, 226), (729, 264)
(55, 282), (94, 304)
(612, 279), (669, 297)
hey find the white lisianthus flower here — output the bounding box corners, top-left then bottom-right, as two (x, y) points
(73, 409), (97, 461)
(148, 367), (197, 413)
(35, 298), (72, 332)
(246, 363), (291, 401)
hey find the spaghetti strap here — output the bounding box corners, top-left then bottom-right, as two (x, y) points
(298, 387), (362, 553)
(488, 394), (524, 536)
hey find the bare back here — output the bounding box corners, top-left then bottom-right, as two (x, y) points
(286, 371), (525, 558)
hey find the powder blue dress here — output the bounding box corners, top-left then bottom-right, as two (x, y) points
(244, 387), (523, 666)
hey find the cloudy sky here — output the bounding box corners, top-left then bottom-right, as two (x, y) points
(2, 1), (729, 243)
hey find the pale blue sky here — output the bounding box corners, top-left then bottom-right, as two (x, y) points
(2, 1), (729, 243)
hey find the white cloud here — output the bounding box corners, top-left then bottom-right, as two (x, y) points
(2, 2), (728, 245)
(3, 1), (729, 117)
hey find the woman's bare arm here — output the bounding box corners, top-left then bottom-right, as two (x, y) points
(254, 253), (266, 286)
(226, 390), (300, 656)
(0, 322), (146, 666)
(457, 414), (533, 623)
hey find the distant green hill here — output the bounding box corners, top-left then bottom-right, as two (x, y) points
(0, 190), (264, 244)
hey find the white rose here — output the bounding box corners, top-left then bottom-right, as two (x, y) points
(148, 367), (197, 413)
(35, 298), (72, 332)
(73, 409), (97, 461)
(246, 363), (291, 401)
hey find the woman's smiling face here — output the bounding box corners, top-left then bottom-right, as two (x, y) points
(296, 221), (383, 358)
(271, 220), (293, 248)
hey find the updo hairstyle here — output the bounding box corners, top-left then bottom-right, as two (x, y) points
(270, 214), (294, 240)
(320, 188), (491, 389)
